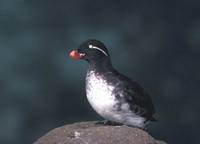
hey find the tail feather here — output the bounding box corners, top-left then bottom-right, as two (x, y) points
(144, 116), (158, 123)
(149, 116), (158, 122)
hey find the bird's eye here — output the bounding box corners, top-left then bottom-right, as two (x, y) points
(77, 49), (82, 53)
(89, 44), (93, 48)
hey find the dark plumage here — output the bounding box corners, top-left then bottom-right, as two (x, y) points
(104, 70), (156, 122)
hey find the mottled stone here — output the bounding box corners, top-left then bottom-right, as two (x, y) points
(34, 121), (166, 144)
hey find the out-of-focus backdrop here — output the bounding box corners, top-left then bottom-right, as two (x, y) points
(0, 0), (199, 144)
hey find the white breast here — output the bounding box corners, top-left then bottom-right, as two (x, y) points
(86, 71), (116, 119)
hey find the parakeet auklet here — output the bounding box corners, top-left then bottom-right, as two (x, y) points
(69, 39), (156, 129)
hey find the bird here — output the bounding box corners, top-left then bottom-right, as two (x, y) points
(69, 39), (156, 129)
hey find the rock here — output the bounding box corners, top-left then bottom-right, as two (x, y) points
(34, 121), (166, 144)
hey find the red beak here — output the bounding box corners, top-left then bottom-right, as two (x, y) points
(69, 50), (81, 60)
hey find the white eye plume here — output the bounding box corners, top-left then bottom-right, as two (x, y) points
(88, 44), (108, 56)
(89, 44), (93, 48)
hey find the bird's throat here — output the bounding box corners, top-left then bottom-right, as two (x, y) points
(88, 57), (113, 73)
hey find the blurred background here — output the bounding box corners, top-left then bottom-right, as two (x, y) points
(0, 0), (199, 143)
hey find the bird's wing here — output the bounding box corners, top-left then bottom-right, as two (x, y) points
(110, 72), (156, 120)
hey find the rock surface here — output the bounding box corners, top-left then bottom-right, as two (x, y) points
(34, 121), (166, 144)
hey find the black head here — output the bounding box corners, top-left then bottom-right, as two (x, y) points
(69, 39), (110, 63)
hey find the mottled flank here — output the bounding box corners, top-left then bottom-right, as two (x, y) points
(34, 121), (167, 144)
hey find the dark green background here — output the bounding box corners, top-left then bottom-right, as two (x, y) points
(0, 0), (199, 144)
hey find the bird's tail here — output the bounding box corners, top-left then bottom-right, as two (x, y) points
(147, 116), (158, 122)
(149, 116), (158, 122)
(145, 115), (158, 123)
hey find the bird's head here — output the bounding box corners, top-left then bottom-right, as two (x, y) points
(69, 39), (110, 62)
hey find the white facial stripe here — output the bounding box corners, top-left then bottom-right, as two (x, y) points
(88, 44), (108, 56)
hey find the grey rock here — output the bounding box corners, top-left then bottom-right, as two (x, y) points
(34, 121), (166, 144)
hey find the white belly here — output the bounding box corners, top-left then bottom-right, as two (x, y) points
(86, 71), (117, 119)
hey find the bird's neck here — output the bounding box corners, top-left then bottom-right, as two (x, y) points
(88, 57), (114, 74)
